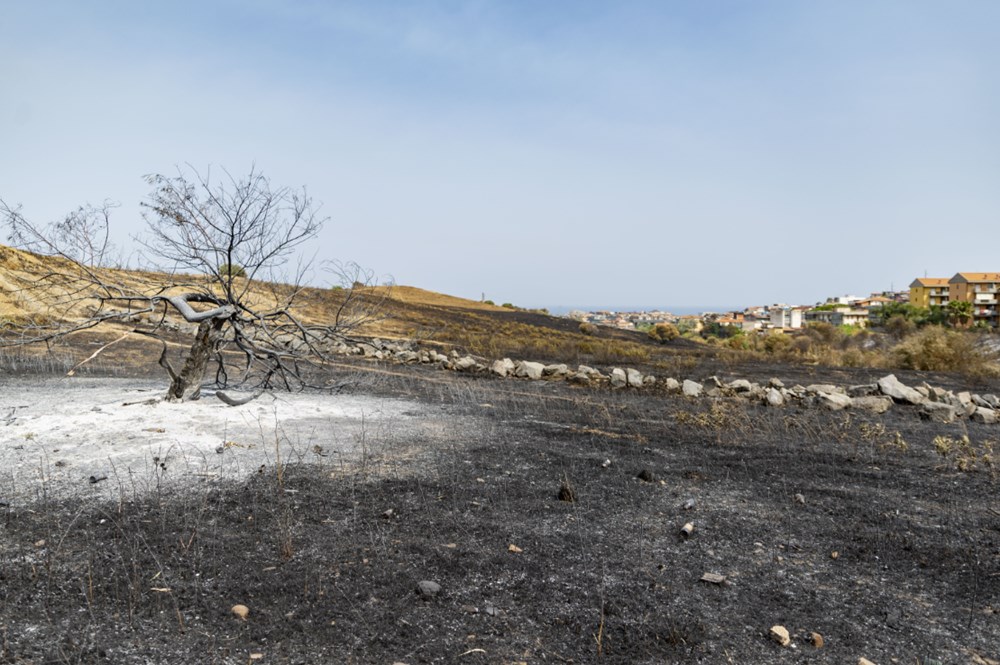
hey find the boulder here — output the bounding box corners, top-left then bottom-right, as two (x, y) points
(727, 379), (752, 393)
(626, 368), (644, 388)
(568, 372), (592, 385)
(847, 383), (878, 397)
(919, 402), (958, 424)
(490, 358), (516, 377)
(663, 378), (681, 393)
(851, 396), (893, 414)
(877, 374), (925, 405)
(768, 377), (785, 389)
(453, 356), (477, 372)
(514, 361), (545, 380)
(971, 407), (999, 424)
(643, 375), (657, 386)
(609, 368), (628, 389)
(817, 391), (852, 411)
(543, 363), (570, 378)
(682, 380), (703, 398)
(395, 350), (419, 364)
(807, 383), (843, 395)
(765, 387), (784, 407)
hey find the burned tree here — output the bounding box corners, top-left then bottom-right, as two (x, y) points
(1, 165), (384, 402)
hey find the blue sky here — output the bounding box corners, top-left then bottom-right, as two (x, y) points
(2, 1), (999, 309)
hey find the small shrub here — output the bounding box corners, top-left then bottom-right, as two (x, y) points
(483, 299), (495, 305)
(647, 322), (679, 343)
(219, 263), (246, 278)
(579, 322), (599, 336)
(501, 303), (516, 309)
(894, 326), (998, 378)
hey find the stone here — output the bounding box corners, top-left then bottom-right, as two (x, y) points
(973, 394), (995, 409)
(768, 377), (785, 389)
(971, 407), (999, 424)
(514, 361), (545, 380)
(453, 356), (477, 372)
(817, 391), (852, 411)
(490, 358), (515, 377)
(919, 402), (958, 424)
(663, 378), (681, 393)
(700, 572), (726, 584)
(858, 659), (877, 665)
(609, 368), (628, 388)
(636, 469), (654, 482)
(577, 364), (601, 378)
(682, 380), (703, 398)
(643, 375), (657, 386)
(568, 372), (592, 385)
(810, 632), (824, 648)
(765, 388), (784, 407)
(543, 363), (570, 377)
(769, 625), (790, 647)
(807, 383), (842, 395)
(877, 374), (924, 405)
(727, 379), (752, 392)
(705, 376), (723, 388)
(395, 350), (418, 363)
(851, 396), (893, 414)
(626, 368), (644, 388)
(417, 580), (441, 598)
(231, 604), (249, 619)
(847, 383), (878, 397)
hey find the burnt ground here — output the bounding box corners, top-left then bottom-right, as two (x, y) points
(1, 363), (999, 664)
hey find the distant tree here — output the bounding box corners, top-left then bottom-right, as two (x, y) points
(947, 300), (973, 327)
(1, 165), (385, 403)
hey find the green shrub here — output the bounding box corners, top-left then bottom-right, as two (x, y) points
(893, 326), (998, 378)
(579, 322), (599, 336)
(219, 263), (246, 278)
(647, 322), (679, 343)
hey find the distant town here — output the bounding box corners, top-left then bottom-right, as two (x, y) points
(565, 272), (1000, 334)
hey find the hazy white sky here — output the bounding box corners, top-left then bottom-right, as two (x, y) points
(2, 1), (999, 309)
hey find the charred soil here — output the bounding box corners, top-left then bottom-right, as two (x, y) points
(1, 366), (999, 664)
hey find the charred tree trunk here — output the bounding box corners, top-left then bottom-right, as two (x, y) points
(166, 317), (226, 402)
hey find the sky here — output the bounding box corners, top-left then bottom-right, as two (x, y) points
(2, 1), (999, 310)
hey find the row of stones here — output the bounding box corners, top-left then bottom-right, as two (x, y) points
(346, 339), (1000, 424)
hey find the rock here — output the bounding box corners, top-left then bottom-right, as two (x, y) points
(626, 368), (644, 388)
(700, 572), (726, 584)
(568, 372), (592, 385)
(514, 361), (545, 380)
(609, 368), (628, 388)
(971, 407), (999, 424)
(417, 580), (441, 598)
(848, 383), (878, 397)
(769, 625), (791, 647)
(852, 396), (893, 414)
(973, 394), (995, 409)
(490, 358), (515, 377)
(877, 374), (924, 405)
(705, 376), (723, 388)
(543, 363), (569, 377)
(683, 498), (696, 510)
(680, 522), (694, 537)
(663, 378), (681, 393)
(682, 380), (703, 398)
(915, 386), (930, 399)
(810, 632), (824, 648)
(794, 493), (806, 504)
(453, 356), (477, 372)
(919, 402), (958, 423)
(817, 392), (852, 411)
(807, 383), (842, 395)
(577, 364), (601, 378)
(643, 375), (657, 386)
(636, 469), (654, 482)
(727, 379), (752, 392)
(395, 350), (418, 363)
(768, 377), (785, 389)
(231, 604), (249, 619)
(765, 388), (784, 407)
(858, 659), (877, 665)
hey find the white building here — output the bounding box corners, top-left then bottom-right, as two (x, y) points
(769, 307), (804, 329)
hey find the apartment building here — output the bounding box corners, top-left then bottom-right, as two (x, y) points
(909, 277), (950, 308)
(948, 273), (1000, 327)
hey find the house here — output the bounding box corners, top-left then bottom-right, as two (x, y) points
(948, 273), (1000, 327)
(769, 306), (804, 330)
(909, 277), (950, 308)
(806, 306), (870, 328)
